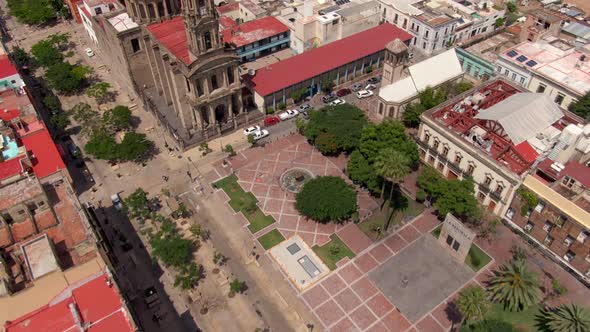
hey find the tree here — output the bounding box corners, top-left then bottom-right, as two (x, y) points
(455, 82), (474, 94)
(224, 144), (236, 157)
(568, 91), (590, 120)
(86, 82), (112, 104)
(402, 102), (426, 128)
(50, 113), (70, 132)
(70, 102), (100, 136)
(419, 86), (446, 109)
(295, 176), (357, 222)
(43, 95), (61, 113)
(247, 134), (256, 146)
(495, 18), (505, 28)
(7, 0), (56, 25)
(10, 46), (31, 68)
(304, 104), (368, 154)
(84, 130), (118, 160)
(124, 188), (151, 221)
(374, 149), (411, 229)
(457, 286), (490, 323)
(347, 150), (381, 194)
(31, 40), (63, 67)
(150, 233), (193, 267)
(506, 1), (517, 13)
(46, 62), (91, 93)
(434, 178), (480, 220)
(517, 187), (538, 216)
(229, 279), (247, 296)
(460, 319), (516, 332)
(118, 132), (152, 162)
(417, 166), (446, 201)
(103, 105), (132, 131)
(277, 102), (286, 110)
(488, 259), (540, 312)
(321, 77), (335, 94)
(537, 304), (590, 332)
(359, 120), (419, 167)
(291, 88), (308, 103)
(174, 262), (203, 290)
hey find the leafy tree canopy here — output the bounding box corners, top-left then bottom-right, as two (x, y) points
(536, 303), (590, 332)
(31, 40), (63, 67)
(46, 62), (91, 93)
(488, 259), (541, 312)
(103, 105), (132, 131)
(402, 102), (426, 128)
(174, 262), (203, 290)
(347, 150), (382, 194)
(124, 188), (151, 221)
(118, 132), (152, 162)
(70, 102), (101, 136)
(10, 46), (31, 68)
(457, 286), (490, 323)
(86, 82), (112, 104)
(7, 0), (56, 25)
(569, 91), (590, 120)
(84, 129), (118, 160)
(43, 95), (61, 112)
(295, 176), (357, 222)
(460, 319), (517, 332)
(150, 233), (193, 267)
(304, 104), (368, 154)
(359, 120), (419, 167)
(50, 113), (70, 132)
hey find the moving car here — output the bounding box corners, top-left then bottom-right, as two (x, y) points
(264, 116), (280, 126)
(251, 129), (270, 141)
(329, 98), (346, 106)
(351, 83), (363, 91)
(299, 104), (312, 111)
(85, 48), (95, 57)
(243, 125), (261, 135)
(111, 194), (123, 210)
(336, 88), (351, 97)
(367, 77), (381, 85)
(322, 94), (337, 103)
(356, 90), (374, 99)
(365, 83), (377, 90)
(278, 109), (299, 120)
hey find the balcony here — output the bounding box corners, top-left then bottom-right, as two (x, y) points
(490, 190), (502, 202)
(447, 162), (462, 174)
(416, 139), (428, 149)
(479, 182), (491, 194)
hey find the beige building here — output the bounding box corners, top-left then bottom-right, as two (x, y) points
(417, 78), (573, 216)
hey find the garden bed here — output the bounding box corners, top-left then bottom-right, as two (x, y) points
(257, 229), (285, 250)
(431, 225), (491, 272)
(486, 303), (540, 332)
(359, 194), (425, 241)
(312, 234), (355, 270)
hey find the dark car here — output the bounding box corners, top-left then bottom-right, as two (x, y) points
(336, 88), (351, 97)
(367, 77), (381, 85)
(322, 94), (337, 103)
(351, 83), (363, 91)
(298, 104), (312, 111)
(301, 111), (310, 120)
(67, 143), (81, 159)
(264, 116), (280, 126)
(82, 167), (94, 184)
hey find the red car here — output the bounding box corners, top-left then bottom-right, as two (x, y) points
(336, 88), (351, 97)
(264, 116), (280, 126)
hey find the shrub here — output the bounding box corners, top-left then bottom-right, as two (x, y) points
(277, 102), (286, 110)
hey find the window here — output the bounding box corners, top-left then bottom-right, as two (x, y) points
(211, 75), (218, 90)
(555, 93), (565, 105)
(442, 146), (449, 156)
(534, 201), (545, 213)
(204, 31), (212, 51)
(422, 42), (426, 50)
(424, 133), (430, 143)
(454, 154), (462, 164)
(379, 103), (384, 115)
(477, 192), (486, 201)
(196, 79), (203, 96)
(544, 235), (553, 246)
(95, 7), (103, 15)
(484, 175), (492, 186)
(564, 250), (575, 262)
(466, 64), (472, 74)
(504, 69), (509, 76)
(577, 230), (589, 243)
(543, 221), (553, 233)
(425, 30), (429, 38)
(437, 162), (444, 171)
(452, 241), (460, 251)
(433, 139), (440, 150)
(131, 38), (140, 53)
(564, 236), (575, 247)
(524, 222), (534, 232)
(536, 83), (546, 93)
(495, 184), (504, 195)
(467, 164), (475, 175)
(496, 65), (502, 72)
(446, 235), (454, 245)
(563, 176), (575, 188)
(394, 14), (398, 24)
(185, 78), (191, 92)
(420, 149), (426, 158)
(428, 156), (435, 165)
(520, 77), (525, 85)
(511, 73), (517, 80)
(1, 212), (13, 224)
(227, 67), (235, 85)
(556, 214), (567, 227)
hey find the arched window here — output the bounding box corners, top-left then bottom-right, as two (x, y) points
(139, 3), (147, 18)
(227, 67), (235, 85)
(211, 75), (218, 90)
(204, 31), (212, 50)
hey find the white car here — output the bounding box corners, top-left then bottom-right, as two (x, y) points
(85, 48), (95, 57)
(356, 90), (374, 99)
(365, 83), (377, 90)
(278, 109), (299, 120)
(110, 194), (123, 211)
(251, 129), (269, 141)
(329, 98), (346, 106)
(243, 125), (261, 135)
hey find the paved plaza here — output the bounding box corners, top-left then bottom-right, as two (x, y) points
(369, 236), (475, 323)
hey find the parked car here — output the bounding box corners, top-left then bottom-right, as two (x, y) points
(85, 48), (95, 57)
(252, 129), (270, 141)
(367, 77), (381, 85)
(322, 94), (337, 103)
(351, 83), (363, 91)
(82, 167), (94, 184)
(278, 109), (299, 120)
(243, 125), (261, 135)
(336, 88), (351, 97)
(356, 90), (374, 99)
(111, 194), (123, 211)
(365, 83), (377, 90)
(301, 111), (310, 120)
(299, 104), (312, 111)
(264, 116), (280, 126)
(329, 98), (346, 106)
(67, 143), (81, 159)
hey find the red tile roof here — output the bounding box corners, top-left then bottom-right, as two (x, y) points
(247, 23), (413, 96)
(5, 272), (134, 332)
(147, 17), (191, 65)
(217, 3), (239, 15)
(0, 155), (24, 181)
(514, 141), (539, 163)
(562, 161), (590, 188)
(219, 16), (238, 31)
(0, 55), (18, 80)
(20, 127), (65, 179)
(222, 16), (289, 48)
(0, 109), (21, 122)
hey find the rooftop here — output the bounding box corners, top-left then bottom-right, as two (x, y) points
(562, 21), (590, 40)
(0, 89), (36, 118)
(216, 2), (239, 15)
(147, 17), (190, 65)
(424, 79), (572, 175)
(21, 234), (60, 280)
(247, 23), (413, 96)
(379, 0), (424, 16)
(219, 16), (238, 31)
(0, 175), (43, 211)
(5, 270), (133, 332)
(107, 12), (139, 32)
(20, 126), (66, 179)
(239, 0), (266, 16)
(0, 55), (18, 79)
(499, 38), (590, 96)
(463, 31), (518, 63)
(222, 16), (289, 48)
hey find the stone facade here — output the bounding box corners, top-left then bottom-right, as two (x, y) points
(438, 213), (475, 262)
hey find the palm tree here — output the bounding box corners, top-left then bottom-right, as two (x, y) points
(457, 286), (490, 323)
(537, 303), (590, 332)
(487, 259), (540, 312)
(374, 148), (410, 230)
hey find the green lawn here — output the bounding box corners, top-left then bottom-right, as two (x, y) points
(486, 303), (541, 332)
(312, 234), (355, 270)
(257, 229), (285, 250)
(465, 243), (492, 272)
(359, 194), (425, 241)
(215, 175), (276, 233)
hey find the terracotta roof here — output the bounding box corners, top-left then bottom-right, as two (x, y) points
(514, 141), (539, 163)
(222, 16), (288, 48)
(0, 109), (21, 121)
(247, 23), (412, 96)
(0, 155), (24, 181)
(0, 55), (18, 79)
(562, 161), (590, 188)
(147, 17), (191, 65)
(219, 16), (238, 31)
(20, 127), (65, 179)
(217, 3), (239, 15)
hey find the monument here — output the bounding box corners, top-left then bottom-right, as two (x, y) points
(438, 213), (476, 262)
